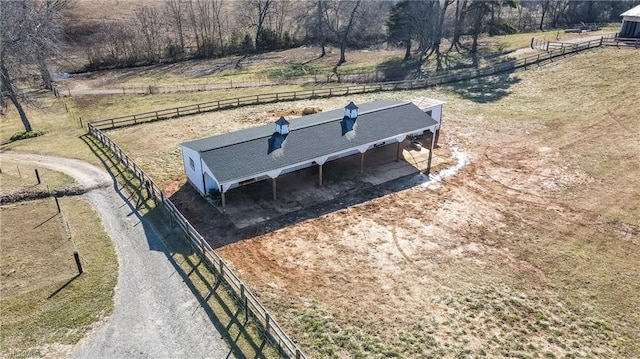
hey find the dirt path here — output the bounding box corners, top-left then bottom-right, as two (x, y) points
(0, 152), (233, 359)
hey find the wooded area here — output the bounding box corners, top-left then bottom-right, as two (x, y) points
(70, 0), (636, 70)
(1, 0), (637, 133)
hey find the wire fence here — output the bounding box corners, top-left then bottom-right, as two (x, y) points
(87, 123), (307, 359)
(91, 35), (611, 131)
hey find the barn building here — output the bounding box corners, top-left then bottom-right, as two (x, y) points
(181, 98), (444, 210)
(620, 5), (640, 38)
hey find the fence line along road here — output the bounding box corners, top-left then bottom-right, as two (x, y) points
(87, 123), (307, 359)
(90, 36), (612, 131)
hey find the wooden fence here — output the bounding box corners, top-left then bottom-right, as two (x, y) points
(602, 36), (640, 48)
(81, 35), (619, 356)
(91, 36), (610, 131)
(88, 123), (307, 359)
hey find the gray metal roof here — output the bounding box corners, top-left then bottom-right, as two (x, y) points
(182, 100), (437, 184)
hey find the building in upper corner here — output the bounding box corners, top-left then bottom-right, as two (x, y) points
(180, 98), (444, 209)
(620, 4), (640, 38)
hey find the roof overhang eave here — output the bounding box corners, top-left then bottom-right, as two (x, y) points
(216, 123), (437, 192)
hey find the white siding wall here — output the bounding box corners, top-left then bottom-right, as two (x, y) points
(181, 146), (205, 196)
(430, 105), (443, 128)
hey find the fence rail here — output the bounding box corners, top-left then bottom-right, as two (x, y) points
(81, 35), (620, 356)
(87, 123), (306, 359)
(91, 36), (611, 131)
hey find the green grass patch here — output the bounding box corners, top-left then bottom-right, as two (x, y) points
(8, 130), (47, 142)
(0, 197), (118, 356)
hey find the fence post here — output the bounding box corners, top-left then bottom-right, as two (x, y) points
(265, 313), (270, 334)
(244, 296), (249, 322)
(73, 251), (83, 274)
(530, 37), (534, 49)
(219, 258), (224, 277)
(35, 169), (41, 184)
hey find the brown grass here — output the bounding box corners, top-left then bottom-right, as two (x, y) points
(0, 160), (76, 194)
(13, 45), (637, 358)
(0, 95), (101, 166)
(0, 197), (118, 358)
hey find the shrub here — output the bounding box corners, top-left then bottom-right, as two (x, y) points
(9, 130), (46, 142)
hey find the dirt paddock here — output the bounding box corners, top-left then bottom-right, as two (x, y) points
(105, 49), (639, 357)
(211, 136), (452, 228)
(211, 51), (639, 357)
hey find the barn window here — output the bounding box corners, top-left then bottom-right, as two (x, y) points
(189, 157), (195, 170)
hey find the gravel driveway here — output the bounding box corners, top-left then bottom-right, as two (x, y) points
(1, 153), (233, 359)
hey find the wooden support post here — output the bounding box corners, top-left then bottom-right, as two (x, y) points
(73, 251), (83, 274)
(272, 178), (277, 200)
(318, 164), (323, 186)
(426, 131), (436, 175)
(221, 190), (226, 211)
(360, 152), (365, 174)
(396, 142), (401, 162)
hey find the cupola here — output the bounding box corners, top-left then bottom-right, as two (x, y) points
(275, 116), (290, 135)
(344, 102), (358, 120)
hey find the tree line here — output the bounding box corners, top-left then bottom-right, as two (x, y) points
(76, 0), (635, 71)
(1, 0), (638, 133)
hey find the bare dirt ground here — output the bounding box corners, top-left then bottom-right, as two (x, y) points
(95, 48), (639, 358)
(206, 51), (639, 357)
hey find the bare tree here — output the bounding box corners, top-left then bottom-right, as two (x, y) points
(539, 0), (551, 30)
(267, 0), (292, 38)
(164, 0), (187, 52)
(298, 0), (328, 57)
(316, 0), (327, 56)
(240, 0), (274, 50)
(185, 0), (224, 57)
(321, 0), (362, 67)
(135, 6), (163, 62)
(1, 0), (69, 132)
(448, 0), (469, 53)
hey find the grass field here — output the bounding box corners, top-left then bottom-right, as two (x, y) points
(3, 28), (637, 358)
(0, 95), (101, 166)
(0, 196), (118, 358)
(0, 161), (76, 194)
(58, 26), (617, 97)
(97, 47), (639, 357)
